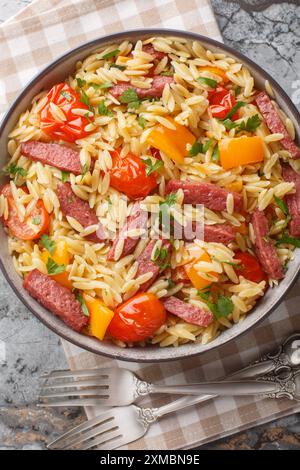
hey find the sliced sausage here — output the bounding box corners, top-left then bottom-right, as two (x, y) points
(21, 141), (82, 175)
(56, 182), (106, 242)
(255, 92), (300, 159)
(171, 266), (191, 285)
(204, 224), (236, 243)
(161, 296), (213, 327)
(165, 179), (243, 212)
(251, 209), (284, 280)
(282, 164), (300, 236)
(135, 239), (172, 292)
(23, 269), (88, 332)
(107, 202), (148, 261)
(110, 75), (174, 101)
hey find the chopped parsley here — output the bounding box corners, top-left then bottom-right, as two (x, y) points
(152, 245), (170, 271)
(119, 88), (141, 110)
(189, 141), (203, 157)
(41, 234), (56, 256)
(224, 101), (247, 120)
(198, 76), (218, 88)
(76, 78), (86, 88)
(234, 86), (242, 97)
(80, 163), (89, 180)
(198, 291), (234, 319)
(76, 293), (90, 317)
(59, 90), (72, 102)
(274, 195), (289, 216)
(138, 116), (147, 129)
(80, 90), (93, 111)
(143, 158), (164, 176)
(4, 163), (27, 178)
(212, 143), (219, 162)
(61, 171), (70, 183)
(89, 82), (112, 91)
(98, 101), (113, 116)
(202, 139), (213, 153)
(222, 119), (238, 131)
(84, 112), (94, 123)
(101, 49), (120, 60)
(160, 71), (173, 76)
(238, 114), (261, 132)
(46, 258), (66, 276)
(276, 235), (300, 248)
(109, 64), (126, 71)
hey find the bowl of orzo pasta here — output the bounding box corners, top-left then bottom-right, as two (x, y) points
(1, 30), (300, 362)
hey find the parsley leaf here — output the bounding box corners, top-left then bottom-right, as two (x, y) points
(198, 76), (217, 88)
(40, 234), (56, 256)
(98, 101), (113, 116)
(89, 82), (112, 91)
(109, 64), (126, 71)
(61, 171), (70, 183)
(80, 90), (93, 111)
(274, 195), (289, 216)
(152, 246), (170, 270)
(238, 114), (261, 133)
(59, 90), (72, 102)
(160, 71), (173, 76)
(189, 141), (203, 157)
(76, 78), (86, 88)
(167, 279), (176, 289)
(101, 49), (120, 60)
(46, 258), (66, 275)
(276, 235), (300, 248)
(81, 163), (89, 180)
(76, 293), (90, 317)
(212, 143), (219, 162)
(120, 88), (140, 106)
(164, 193), (177, 206)
(4, 163), (27, 178)
(224, 101), (247, 120)
(138, 116), (147, 129)
(222, 118), (238, 130)
(84, 112), (94, 123)
(143, 158), (164, 176)
(202, 139), (213, 153)
(198, 291), (234, 319)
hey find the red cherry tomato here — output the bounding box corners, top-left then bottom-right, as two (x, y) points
(40, 84), (93, 143)
(1, 184), (50, 240)
(208, 85), (238, 120)
(234, 251), (267, 283)
(108, 293), (166, 342)
(109, 149), (158, 199)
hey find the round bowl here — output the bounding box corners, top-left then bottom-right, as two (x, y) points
(1, 29), (299, 362)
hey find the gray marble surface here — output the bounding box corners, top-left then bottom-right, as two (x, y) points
(0, 0), (300, 451)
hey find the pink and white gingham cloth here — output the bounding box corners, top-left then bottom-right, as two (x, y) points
(1, 0), (299, 450)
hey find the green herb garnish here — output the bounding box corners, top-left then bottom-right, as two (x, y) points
(46, 258), (66, 276)
(143, 158), (164, 176)
(81, 163), (89, 180)
(276, 235), (300, 248)
(4, 163), (27, 178)
(109, 64), (126, 71)
(222, 119), (238, 131)
(212, 143), (219, 162)
(76, 293), (90, 317)
(119, 88), (141, 110)
(202, 139), (213, 153)
(41, 234), (56, 256)
(238, 114), (261, 133)
(89, 82), (112, 91)
(160, 71), (173, 76)
(189, 141), (203, 157)
(224, 101), (247, 120)
(101, 49), (120, 60)
(138, 116), (147, 129)
(80, 90), (93, 111)
(234, 86), (241, 97)
(76, 78), (86, 88)
(198, 291), (234, 319)
(198, 76), (218, 88)
(61, 171), (70, 183)
(59, 90), (72, 102)
(274, 195), (289, 216)
(98, 101), (113, 116)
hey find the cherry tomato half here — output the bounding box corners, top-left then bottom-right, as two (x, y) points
(234, 251), (267, 283)
(109, 149), (158, 199)
(208, 85), (238, 120)
(1, 184), (50, 240)
(108, 293), (166, 342)
(40, 83), (93, 143)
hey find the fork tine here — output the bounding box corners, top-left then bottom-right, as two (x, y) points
(47, 411), (113, 449)
(59, 420), (119, 450)
(41, 377), (109, 389)
(77, 430), (124, 451)
(42, 368), (110, 379)
(39, 389), (108, 398)
(37, 397), (111, 407)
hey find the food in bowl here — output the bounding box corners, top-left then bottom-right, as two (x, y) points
(2, 36), (300, 348)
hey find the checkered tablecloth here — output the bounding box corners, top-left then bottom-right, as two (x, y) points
(1, 0), (300, 450)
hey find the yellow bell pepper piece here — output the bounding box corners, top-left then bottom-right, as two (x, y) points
(41, 240), (72, 289)
(225, 180), (243, 193)
(83, 294), (115, 341)
(184, 251), (219, 290)
(219, 136), (264, 170)
(146, 117), (195, 164)
(199, 66), (229, 83)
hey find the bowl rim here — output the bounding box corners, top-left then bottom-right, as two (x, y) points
(1, 28), (300, 362)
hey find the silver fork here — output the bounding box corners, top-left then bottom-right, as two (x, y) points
(48, 367), (300, 450)
(39, 332), (300, 407)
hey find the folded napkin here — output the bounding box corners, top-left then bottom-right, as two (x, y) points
(1, 0), (300, 450)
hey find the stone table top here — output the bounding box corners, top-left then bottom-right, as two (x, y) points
(0, 0), (299, 450)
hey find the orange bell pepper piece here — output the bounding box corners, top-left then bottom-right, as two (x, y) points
(184, 251), (219, 290)
(83, 294), (115, 341)
(225, 180), (243, 193)
(199, 66), (229, 83)
(41, 240), (72, 289)
(219, 136), (264, 170)
(146, 117), (195, 164)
